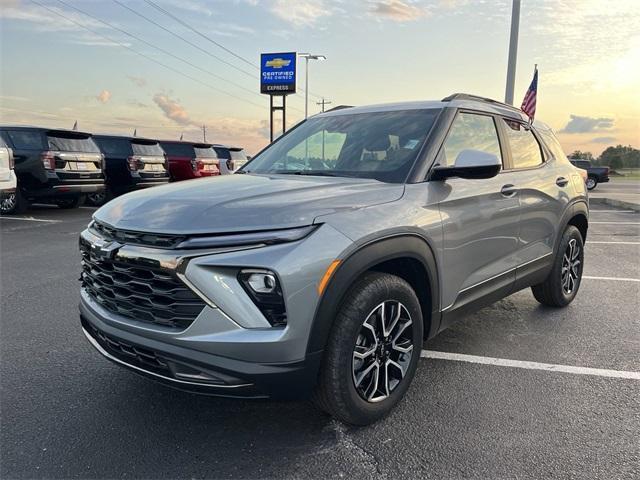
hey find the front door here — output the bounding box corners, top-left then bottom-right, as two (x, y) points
(430, 111), (521, 319)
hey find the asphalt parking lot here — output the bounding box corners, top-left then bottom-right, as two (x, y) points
(1, 201), (639, 479)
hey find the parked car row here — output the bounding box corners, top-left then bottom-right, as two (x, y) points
(0, 125), (248, 214)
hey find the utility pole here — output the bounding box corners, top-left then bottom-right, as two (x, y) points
(504, 0), (521, 105)
(316, 98), (332, 113)
(202, 125), (206, 142)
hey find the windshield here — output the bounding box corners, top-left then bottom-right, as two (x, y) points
(47, 133), (100, 153)
(244, 109), (440, 183)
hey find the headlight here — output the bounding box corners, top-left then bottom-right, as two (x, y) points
(238, 269), (286, 327)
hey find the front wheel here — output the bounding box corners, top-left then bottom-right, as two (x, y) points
(532, 225), (584, 307)
(586, 177), (597, 190)
(55, 195), (85, 209)
(313, 272), (423, 425)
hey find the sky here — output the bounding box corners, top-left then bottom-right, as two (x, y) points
(0, 0), (638, 155)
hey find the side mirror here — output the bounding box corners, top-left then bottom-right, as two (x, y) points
(431, 149), (502, 180)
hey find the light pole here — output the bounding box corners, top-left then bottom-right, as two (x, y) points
(504, 0), (521, 105)
(298, 53), (326, 119)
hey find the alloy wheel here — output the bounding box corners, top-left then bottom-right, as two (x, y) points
(0, 193), (17, 214)
(561, 238), (581, 295)
(586, 178), (596, 189)
(352, 301), (414, 403)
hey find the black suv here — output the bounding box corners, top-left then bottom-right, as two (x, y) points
(0, 126), (105, 214)
(90, 135), (169, 205)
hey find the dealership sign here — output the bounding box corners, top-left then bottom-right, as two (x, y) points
(260, 52), (296, 95)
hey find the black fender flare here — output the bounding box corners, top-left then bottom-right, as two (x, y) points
(305, 234), (440, 356)
(554, 200), (588, 253)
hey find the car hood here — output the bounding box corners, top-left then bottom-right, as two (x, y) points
(93, 174), (404, 235)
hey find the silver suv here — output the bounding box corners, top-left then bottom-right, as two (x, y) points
(79, 94), (588, 425)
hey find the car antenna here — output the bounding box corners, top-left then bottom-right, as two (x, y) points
(72, 120), (78, 131)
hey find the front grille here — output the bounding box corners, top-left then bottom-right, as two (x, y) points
(80, 243), (205, 329)
(91, 220), (185, 249)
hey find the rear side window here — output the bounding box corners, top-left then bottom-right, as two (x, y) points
(214, 147), (231, 159)
(438, 113), (502, 167)
(503, 120), (543, 169)
(538, 128), (570, 164)
(132, 141), (164, 156)
(7, 130), (44, 150)
(161, 142), (194, 157)
(94, 138), (132, 156)
(0, 136), (6, 148)
(577, 161), (591, 169)
(47, 133), (100, 153)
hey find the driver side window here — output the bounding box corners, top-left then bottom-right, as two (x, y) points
(438, 113), (502, 167)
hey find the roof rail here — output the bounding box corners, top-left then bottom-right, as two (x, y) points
(442, 93), (523, 113)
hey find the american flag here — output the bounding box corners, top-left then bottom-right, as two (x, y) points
(521, 66), (538, 121)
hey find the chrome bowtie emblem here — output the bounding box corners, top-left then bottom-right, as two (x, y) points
(91, 239), (122, 260)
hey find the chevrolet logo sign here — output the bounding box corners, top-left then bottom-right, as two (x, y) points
(265, 58), (291, 69)
(90, 239), (122, 260)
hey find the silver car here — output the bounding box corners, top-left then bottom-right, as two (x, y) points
(79, 94), (588, 425)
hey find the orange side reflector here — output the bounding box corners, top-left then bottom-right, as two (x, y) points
(318, 260), (341, 295)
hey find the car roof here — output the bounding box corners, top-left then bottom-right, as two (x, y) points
(93, 134), (159, 142)
(0, 125), (94, 136)
(159, 140), (214, 147)
(314, 94), (551, 128)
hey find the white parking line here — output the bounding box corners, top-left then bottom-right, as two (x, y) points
(0, 216), (61, 223)
(583, 276), (640, 282)
(590, 222), (640, 225)
(421, 350), (640, 380)
(590, 210), (637, 213)
(587, 241), (640, 245)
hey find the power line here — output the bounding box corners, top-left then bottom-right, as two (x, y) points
(143, 0), (324, 101)
(54, 0), (267, 104)
(111, 0), (256, 80)
(144, 0), (258, 70)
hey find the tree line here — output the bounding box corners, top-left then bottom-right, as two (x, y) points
(569, 145), (640, 169)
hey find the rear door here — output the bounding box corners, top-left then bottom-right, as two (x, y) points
(193, 144), (220, 175)
(130, 140), (168, 179)
(434, 111), (521, 316)
(498, 118), (568, 275)
(46, 131), (103, 182)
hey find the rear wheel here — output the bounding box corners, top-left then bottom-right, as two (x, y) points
(313, 272), (423, 425)
(55, 195), (85, 209)
(586, 176), (597, 190)
(0, 189), (28, 215)
(532, 225), (584, 307)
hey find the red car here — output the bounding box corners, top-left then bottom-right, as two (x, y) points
(159, 141), (221, 181)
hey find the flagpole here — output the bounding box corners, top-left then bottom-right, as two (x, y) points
(504, 0), (521, 105)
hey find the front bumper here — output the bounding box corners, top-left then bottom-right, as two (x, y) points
(81, 308), (322, 399)
(78, 223), (353, 399)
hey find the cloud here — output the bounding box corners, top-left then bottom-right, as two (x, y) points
(153, 93), (194, 126)
(560, 115), (614, 134)
(369, 0), (428, 22)
(591, 136), (617, 144)
(96, 90), (112, 104)
(127, 76), (147, 87)
(268, 0), (335, 27)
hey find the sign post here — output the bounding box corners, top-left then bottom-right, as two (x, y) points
(260, 52), (296, 143)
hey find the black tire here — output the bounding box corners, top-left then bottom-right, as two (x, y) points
(0, 188), (28, 215)
(531, 225), (584, 307)
(55, 195), (85, 209)
(313, 272), (423, 425)
(586, 176), (597, 190)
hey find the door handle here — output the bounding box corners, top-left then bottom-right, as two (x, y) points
(501, 184), (518, 197)
(556, 177), (569, 187)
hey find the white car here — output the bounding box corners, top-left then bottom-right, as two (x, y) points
(0, 135), (17, 214)
(215, 145), (249, 175)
